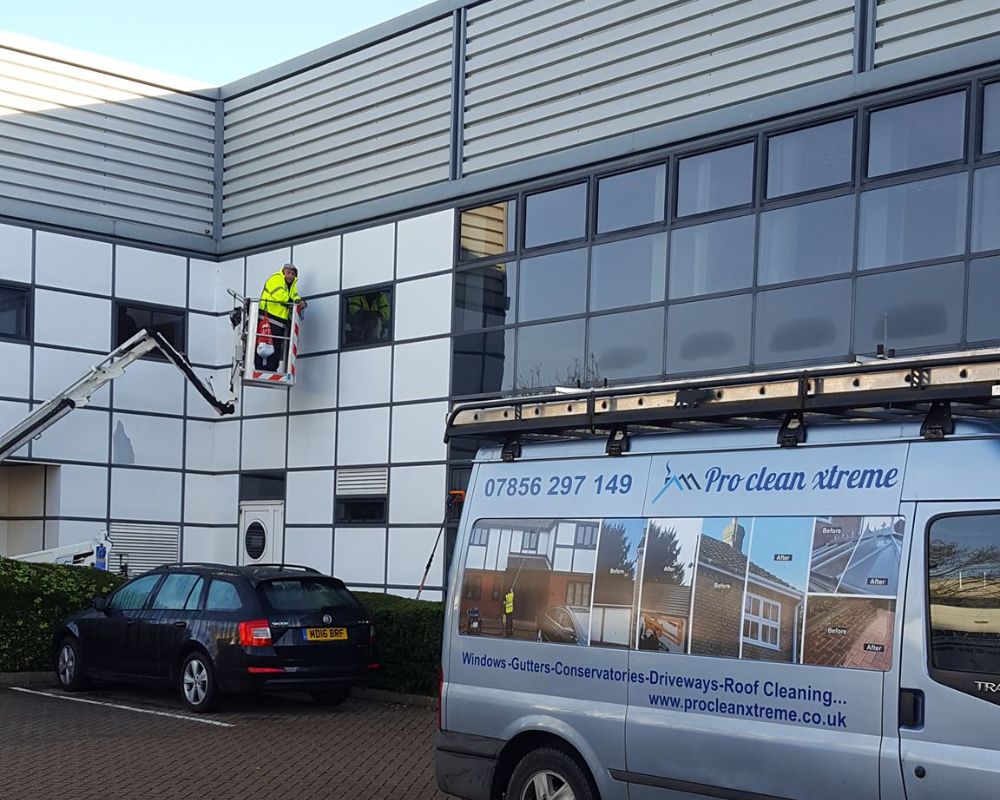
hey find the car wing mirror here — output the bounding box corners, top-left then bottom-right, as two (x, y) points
(93, 596), (108, 612)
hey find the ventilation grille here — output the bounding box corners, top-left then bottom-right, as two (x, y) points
(108, 523), (180, 575)
(335, 467), (388, 496)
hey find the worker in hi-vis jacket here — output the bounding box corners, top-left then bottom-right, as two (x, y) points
(256, 263), (307, 371)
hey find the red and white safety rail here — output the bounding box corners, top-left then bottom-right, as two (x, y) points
(237, 297), (301, 388)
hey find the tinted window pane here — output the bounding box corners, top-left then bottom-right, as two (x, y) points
(335, 497), (387, 524)
(184, 578), (204, 610)
(261, 578), (358, 611)
(758, 195), (855, 285)
(590, 233), (667, 312)
(0, 286), (29, 340)
(967, 257), (1000, 342)
(239, 472), (285, 501)
(152, 573), (200, 610)
(972, 166), (1000, 254)
(460, 201), (516, 261)
(868, 92), (966, 177)
(518, 249), (587, 321)
(524, 184), (587, 248)
(110, 574), (161, 611)
(342, 287), (392, 347)
(516, 319), (585, 390)
(858, 173), (967, 270)
(587, 308), (664, 382)
(854, 263), (964, 354)
(116, 303), (186, 359)
(928, 514), (1000, 675)
(668, 215), (755, 299)
(452, 329), (514, 396)
(597, 165), (666, 233)
(677, 143), (754, 217)
(206, 580), (243, 611)
(453, 264), (516, 331)
(985, 83), (1000, 155)
(754, 279), (852, 365)
(666, 294), (752, 375)
(767, 118), (854, 198)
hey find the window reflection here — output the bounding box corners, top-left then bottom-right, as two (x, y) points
(453, 264), (516, 332)
(767, 118), (854, 198)
(0, 285), (29, 340)
(868, 93), (966, 177)
(677, 143), (754, 217)
(985, 83), (1000, 155)
(669, 215), (754, 299)
(666, 294), (752, 374)
(516, 319), (586, 390)
(972, 166), (1000, 254)
(590, 233), (667, 312)
(524, 184), (587, 248)
(587, 308), (664, 382)
(460, 201), (516, 261)
(967, 257), (1000, 343)
(758, 195), (854, 285)
(518, 249), (587, 322)
(597, 165), (666, 233)
(754, 280), (851, 365)
(452, 329), (514, 396)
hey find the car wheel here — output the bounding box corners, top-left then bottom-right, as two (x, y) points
(180, 652), (218, 713)
(55, 637), (88, 691)
(507, 748), (595, 800)
(311, 686), (351, 706)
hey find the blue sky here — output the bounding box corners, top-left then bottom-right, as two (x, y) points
(0, 1), (433, 84)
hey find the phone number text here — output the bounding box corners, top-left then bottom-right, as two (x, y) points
(482, 474), (633, 498)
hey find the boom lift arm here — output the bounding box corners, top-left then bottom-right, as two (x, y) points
(0, 329), (236, 463)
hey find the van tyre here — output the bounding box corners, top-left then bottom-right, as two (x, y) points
(311, 686), (351, 706)
(55, 636), (88, 691)
(180, 652), (218, 713)
(507, 748), (595, 800)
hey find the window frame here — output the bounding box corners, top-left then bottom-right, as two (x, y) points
(113, 299), (187, 361)
(672, 138), (757, 222)
(574, 523), (598, 548)
(0, 281), (32, 343)
(762, 113), (857, 204)
(522, 180), (590, 252)
(593, 162), (669, 238)
(340, 283), (394, 350)
(456, 197), (518, 264)
(742, 591), (782, 651)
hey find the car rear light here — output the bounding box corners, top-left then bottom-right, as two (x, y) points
(238, 619), (272, 647)
(247, 667), (285, 674)
(367, 623), (378, 669)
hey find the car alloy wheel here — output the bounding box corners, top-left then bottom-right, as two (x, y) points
(57, 643), (76, 687)
(519, 770), (574, 800)
(183, 657), (209, 706)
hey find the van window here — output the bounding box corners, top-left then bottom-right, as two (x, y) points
(928, 514), (1000, 676)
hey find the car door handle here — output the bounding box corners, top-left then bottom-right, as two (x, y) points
(124, 619), (136, 626)
(172, 621), (187, 629)
(899, 688), (924, 728)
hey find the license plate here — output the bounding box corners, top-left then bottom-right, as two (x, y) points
(303, 627), (347, 642)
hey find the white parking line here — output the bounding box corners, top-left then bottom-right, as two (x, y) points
(8, 687), (235, 727)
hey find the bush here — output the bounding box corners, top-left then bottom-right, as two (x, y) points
(0, 558), (123, 673)
(355, 591), (444, 696)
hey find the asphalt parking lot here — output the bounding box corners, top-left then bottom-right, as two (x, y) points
(0, 681), (448, 800)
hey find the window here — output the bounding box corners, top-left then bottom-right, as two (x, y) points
(342, 286), (392, 347)
(589, 233), (667, 312)
(574, 523), (598, 548)
(666, 294), (752, 375)
(460, 200), (517, 261)
(753, 279), (852, 365)
(566, 581), (592, 607)
(587, 308), (665, 383)
(668, 215), (755, 299)
(597, 165), (667, 234)
(868, 92), (966, 177)
(515, 319), (586, 390)
(109, 574), (161, 611)
(758, 195), (855, 285)
(767, 118), (854, 198)
(521, 529), (539, 552)
(116, 302), (185, 358)
(462, 575), (482, 600)
(206, 580), (243, 611)
(676, 142), (754, 217)
(972, 166), (1000, 254)
(184, 578), (204, 610)
(470, 525), (489, 546)
(517, 249), (587, 322)
(452, 329), (514, 397)
(261, 578), (358, 611)
(743, 593), (781, 649)
(239, 472), (285, 502)
(0, 284), (30, 341)
(967, 256), (1000, 343)
(453, 263), (516, 331)
(335, 497), (386, 524)
(151, 573), (201, 610)
(985, 82), (1000, 155)
(927, 514), (1000, 679)
(524, 183), (587, 248)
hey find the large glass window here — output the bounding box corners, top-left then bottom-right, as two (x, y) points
(454, 264), (516, 331)
(518, 249), (587, 322)
(116, 302), (185, 359)
(516, 319), (585, 390)
(868, 92), (966, 177)
(460, 200), (516, 261)
(972, 166), (1000, 254)
(668, 215), (755, 299)
(754, 279), (852, 365)
(341, 286), (393, 348)
(452, 329), (514, 396)
(854, 262), (964, 355)
(0, 284), (30, 341)
(767, 118), (854, 198)
(967, 256), (1000, 343)
(335, 497), (387, 524)
(524, 184), (587, 248)
(985, 82), (1000, 155)
(858, 173), (968, 270)
(109, 574), (161, 611)
(676, 142), (754, 217)
(597, 165), (667, 234)
(587, 307), (665, 382)
(589, 233), (667, 312)
(928, 514), (1000, 676)
(665, 293), (752, 375)
(758, 195), (854, 285)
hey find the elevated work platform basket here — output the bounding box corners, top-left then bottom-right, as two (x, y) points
(231, 296), (300, 389)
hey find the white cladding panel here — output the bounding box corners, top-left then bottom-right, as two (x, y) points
(874, 0), (1000, 66)
(463, 0), (856, 174)
(221, 19), (453, 238)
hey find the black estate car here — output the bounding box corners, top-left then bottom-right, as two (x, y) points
(52, 563), (377, 712)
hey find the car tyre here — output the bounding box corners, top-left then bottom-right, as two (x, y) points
(311, 686), (351, 706)
(180, 651), (218, 713)
(507, 748), (595, 800)
(55, 636), (88, 691)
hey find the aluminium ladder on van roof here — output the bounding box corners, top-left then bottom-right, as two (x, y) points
(445, 348), (1000, 455)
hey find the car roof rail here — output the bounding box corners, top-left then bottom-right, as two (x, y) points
(246, 563), (322, 574)
(158, 562), (237, 571)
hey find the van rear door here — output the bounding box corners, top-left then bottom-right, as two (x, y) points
(899, 503), (1000, 800)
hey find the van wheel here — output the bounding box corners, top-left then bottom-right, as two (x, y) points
(55, 637), (88, 691)
(507, 748), (595, 800)
(180, 652), (218, 712)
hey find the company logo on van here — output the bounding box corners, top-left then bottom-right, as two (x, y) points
(652, 462), (701, 500)
(975, 680), (999, 693)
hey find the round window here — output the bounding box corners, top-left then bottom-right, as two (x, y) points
(244, 521), (267, 560)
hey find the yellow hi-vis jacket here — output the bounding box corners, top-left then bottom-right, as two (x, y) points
(260, 271), (302, 321)
(504, 591), (514, 615)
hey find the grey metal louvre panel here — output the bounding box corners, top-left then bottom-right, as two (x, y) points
(0, 44), (215, 238)
(874, 0), (1000, 66)
(108, 523), (180, 575)
(221, 19), (452, 239)
(463, 0), (855, 174)
(336, 468), (389, 497)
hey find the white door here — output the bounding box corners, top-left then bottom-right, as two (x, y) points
(238, 501), (284, 566)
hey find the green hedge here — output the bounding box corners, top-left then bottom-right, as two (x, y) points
(355, 591), (444, 696)
(0, 558), (123, 673)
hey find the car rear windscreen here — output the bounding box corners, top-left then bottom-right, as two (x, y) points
(260, 578), (360, 612)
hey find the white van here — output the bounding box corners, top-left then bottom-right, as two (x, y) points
(435, 353), (1000, 800)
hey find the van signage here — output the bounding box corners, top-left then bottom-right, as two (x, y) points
(975, 681), (999, 693)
